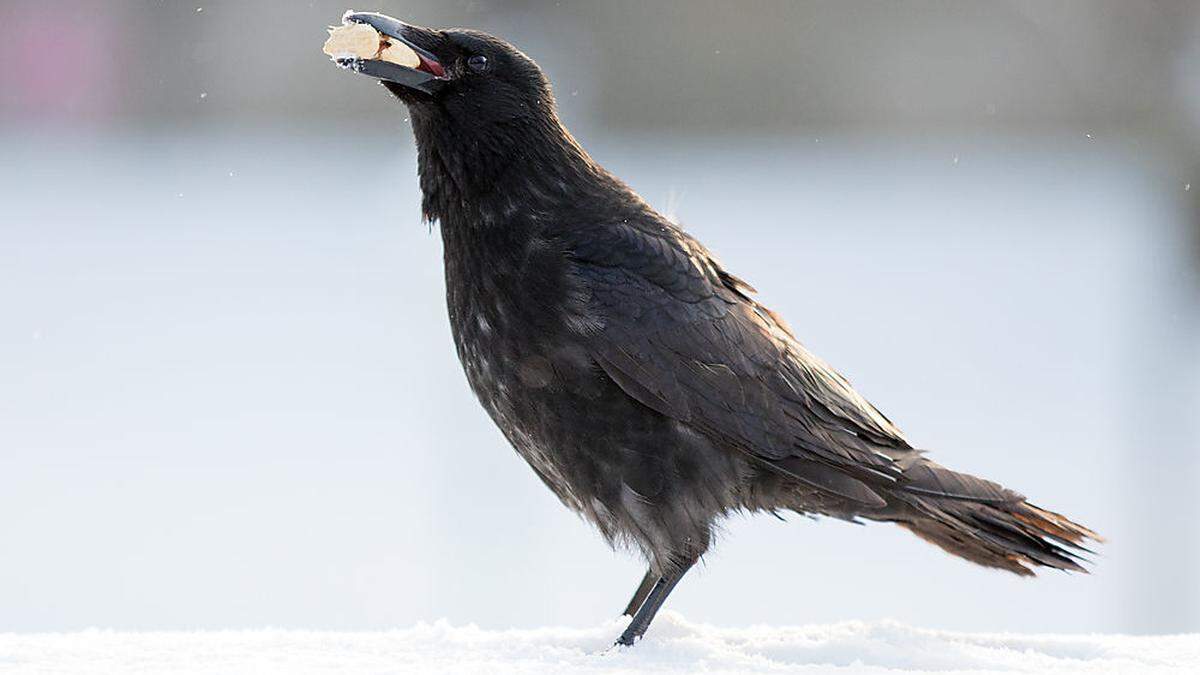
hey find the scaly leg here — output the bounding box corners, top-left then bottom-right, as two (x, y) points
(616, 560), (694, 646)
(621, 568), (657, 617)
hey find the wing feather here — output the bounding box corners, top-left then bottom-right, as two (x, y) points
(568, 220), (910, 489)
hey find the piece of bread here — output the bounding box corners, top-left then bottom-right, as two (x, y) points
(323, 23), (419, 68)
(379, 40), (420, 68)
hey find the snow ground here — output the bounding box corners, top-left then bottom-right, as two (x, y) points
(1, 613), (1196, 675)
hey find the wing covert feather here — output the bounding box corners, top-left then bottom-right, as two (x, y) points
(568, 221), (911, 483)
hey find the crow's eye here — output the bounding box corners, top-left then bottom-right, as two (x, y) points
(467, 55), (489, 73)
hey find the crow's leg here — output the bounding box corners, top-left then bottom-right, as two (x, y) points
(621, 569), (658, 617)
(615, 560), (694, 646)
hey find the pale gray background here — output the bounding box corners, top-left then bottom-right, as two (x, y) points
(2, 1), (1198, 635)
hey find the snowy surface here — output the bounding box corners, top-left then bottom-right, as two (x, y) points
(2, 614), (1196, 674)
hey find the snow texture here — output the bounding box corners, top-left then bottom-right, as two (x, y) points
(1, 613), (1196, 674)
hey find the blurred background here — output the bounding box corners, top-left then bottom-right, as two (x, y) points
(2, 0), (1198, 636)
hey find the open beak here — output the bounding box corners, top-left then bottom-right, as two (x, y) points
(323, 11), (447, 94)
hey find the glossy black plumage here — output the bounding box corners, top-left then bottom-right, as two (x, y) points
(341, 18), (1100, 644)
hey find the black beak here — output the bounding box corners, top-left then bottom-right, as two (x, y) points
(334, 12), (447, 94)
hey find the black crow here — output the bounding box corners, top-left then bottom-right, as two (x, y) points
(324, 12), (1100, 646)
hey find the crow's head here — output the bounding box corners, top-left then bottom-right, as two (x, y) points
(325, 12), (633, 223)
(328, 13), (554, 131)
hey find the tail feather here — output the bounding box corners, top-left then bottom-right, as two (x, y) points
(884, 459), (1101, 576)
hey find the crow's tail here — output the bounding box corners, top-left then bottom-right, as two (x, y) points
(880, 458), (1101, 575)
